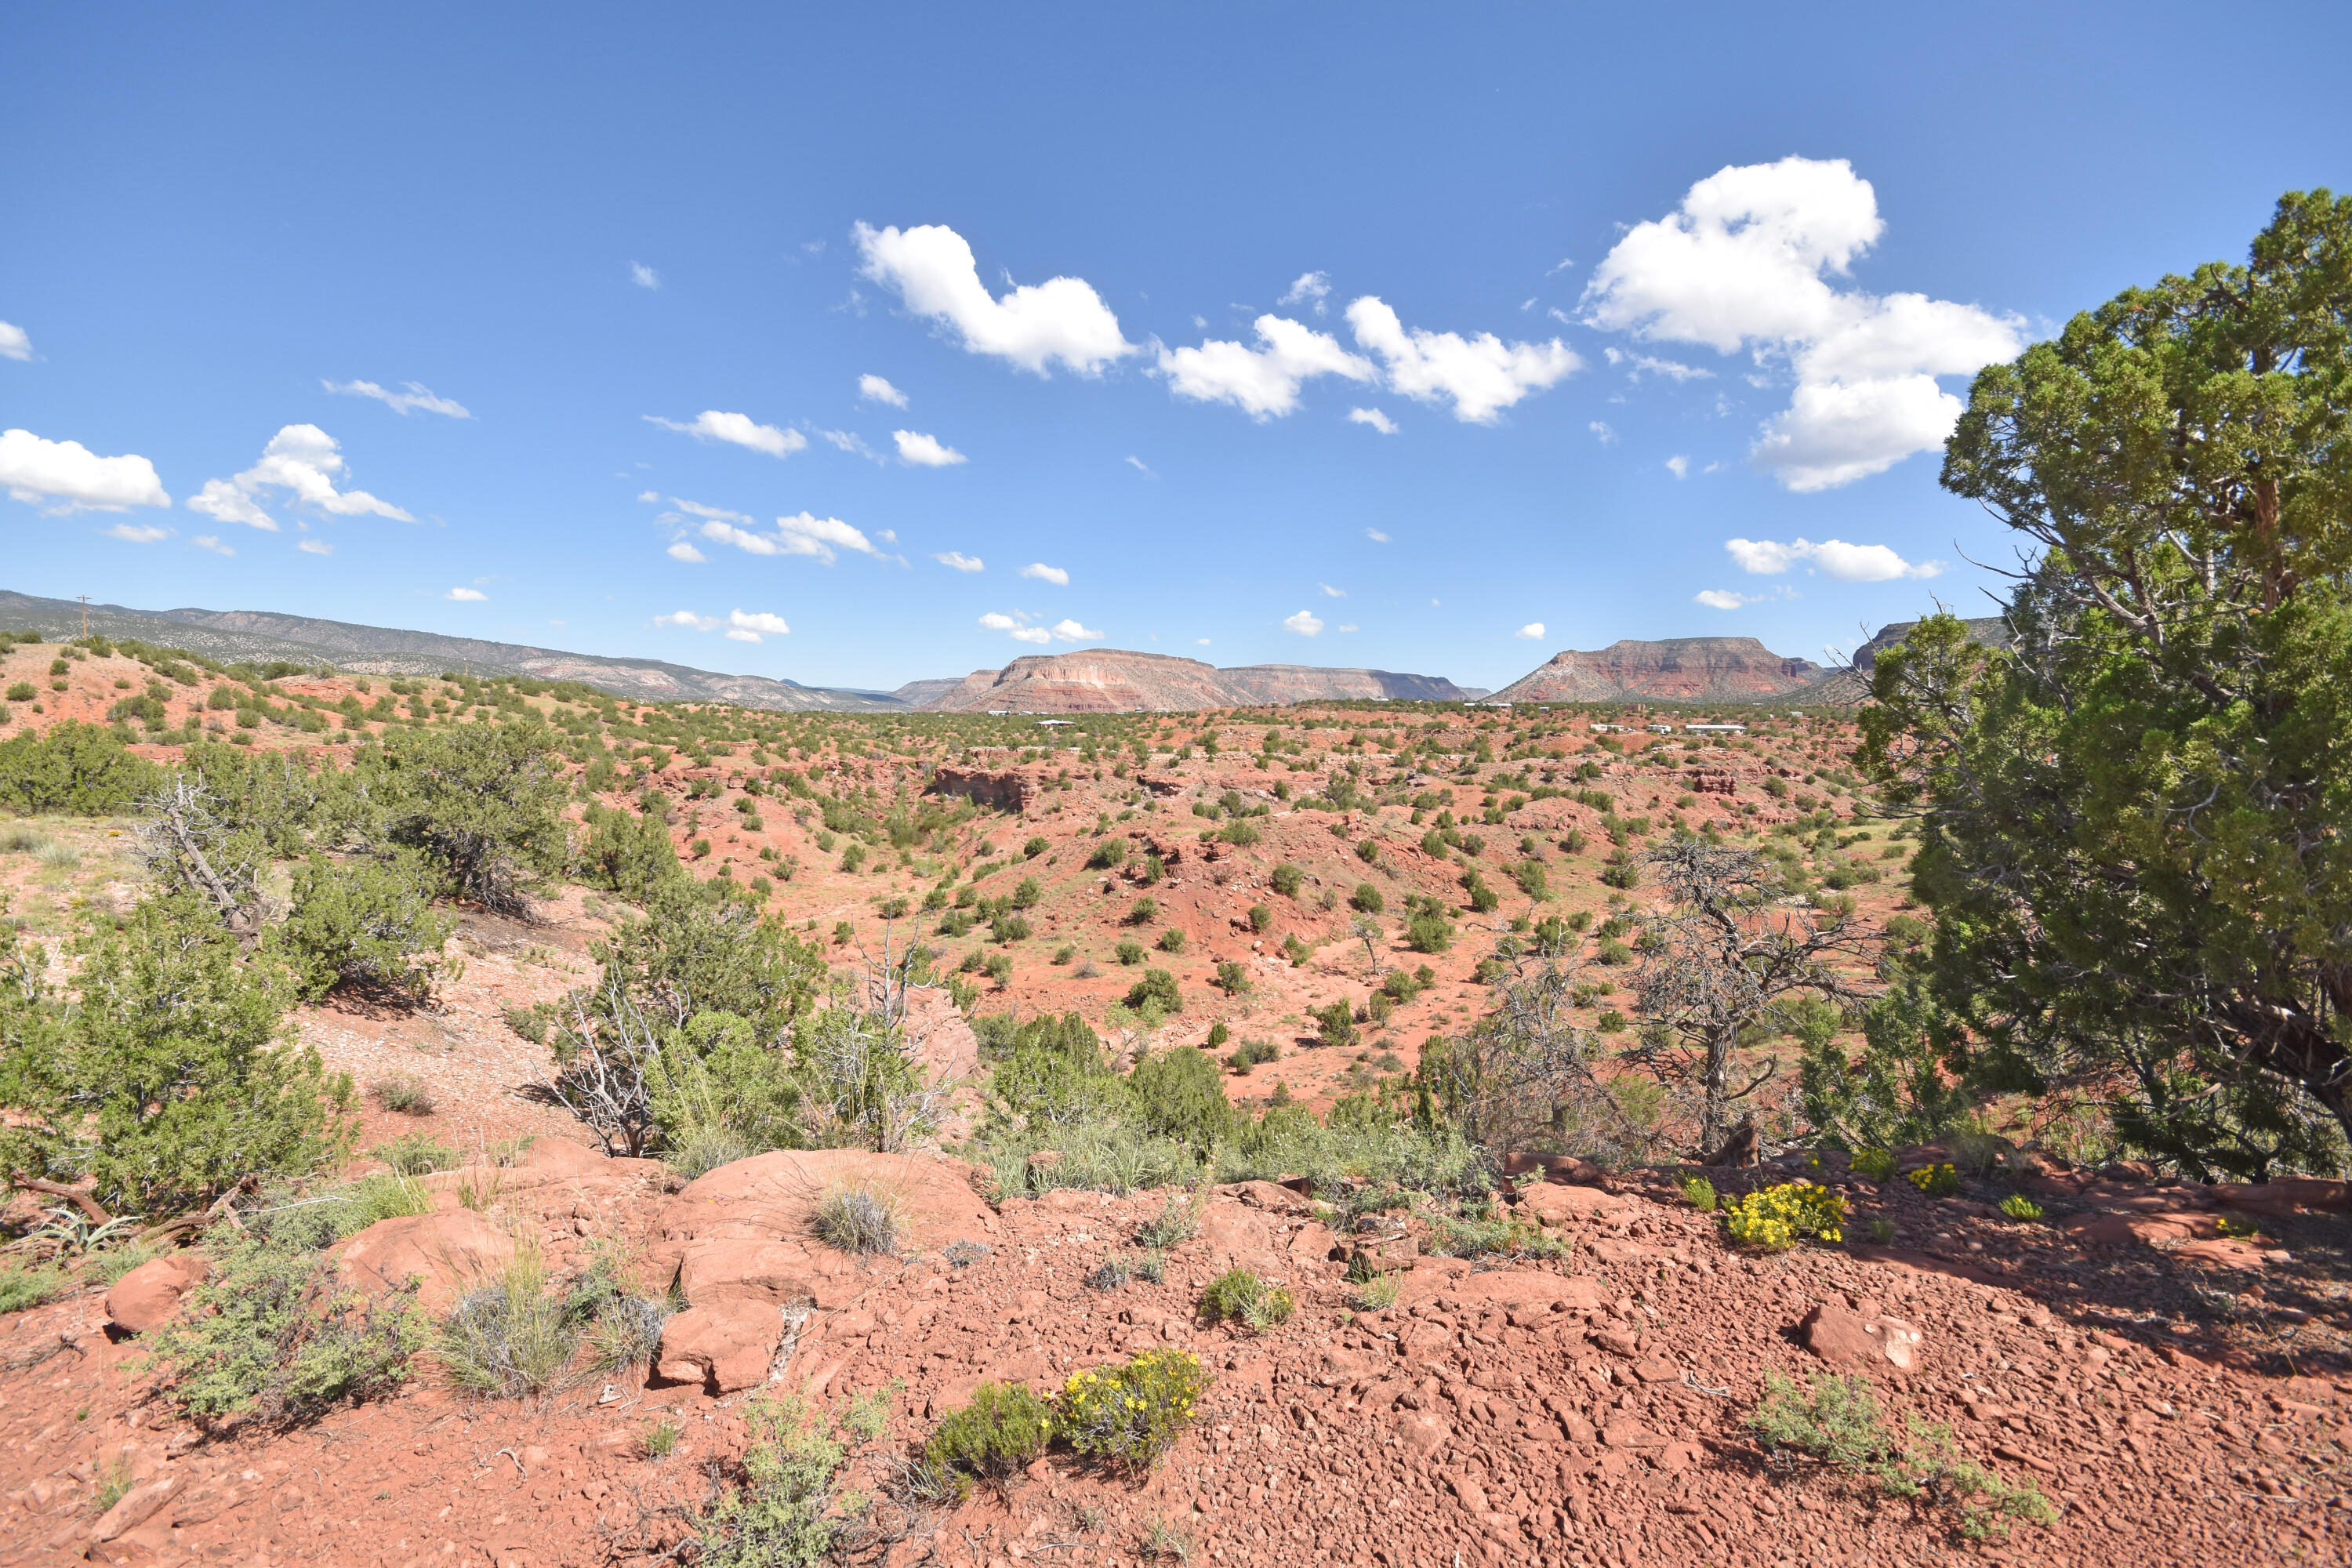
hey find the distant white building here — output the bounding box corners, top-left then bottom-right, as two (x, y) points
(1684, 723), (1747, 735)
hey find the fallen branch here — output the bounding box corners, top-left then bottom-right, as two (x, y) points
(12, 1178), (110, 1226)
(132, 1176), (258, 1248)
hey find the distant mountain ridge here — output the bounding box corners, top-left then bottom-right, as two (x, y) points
(0, 590), (907, 711)
(914, 650), (1474, 712)
(1490, 637), (1826, 704)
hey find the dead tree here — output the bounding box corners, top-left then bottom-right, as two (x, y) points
(132, 778), (267, 942)
(1629, 837), (1875, 1157)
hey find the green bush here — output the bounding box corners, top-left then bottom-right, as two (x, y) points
(1679, 1175), (1718, 1212)
(277, 852), (455, 1004)
(372, 1131), (456, 1174)
(0, 1262), (75, 1315)
(980, 1013), (1127, 1132)
(578, 803), (684, 900)
(1214, 959), (1250, 995)
(438, 1241), (580, 1398)
(1350, 882), (1385, 914)
(1247, 903), (1272, 933)
(1200, 1268), (1294, 1331)
(147, 1231), (425, 1429)
(0, 893), (354, 1216)
(1156, 927), (1186, 953)
(1116, 938), (1146, 965)
(0, 720), (161, 815)
(924, 1381), (1055, 1488)
(363, 723), (569, 916)
(1311, 1000), (1357, 1051)
(1998, 1193), (2043, 1221)
(1053, 1349), (1211, 1472)
(1849, 1147), (1896, 1182)
(1022, 836), (1050, 859)
(1269, 863), (1303, 898)
(1123, 966), (1182, 1014)
(1128, 1047), (1234, 1152)
(698, 1390), (877, 1567)
(1087, 839), (1129, 870)
(1406, 911), (1454, 954)
(1228, 1038), (1279, 1072)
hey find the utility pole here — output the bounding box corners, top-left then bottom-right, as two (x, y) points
(78, 595), (90, 640)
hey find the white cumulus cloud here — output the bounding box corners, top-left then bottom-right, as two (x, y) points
(1345, 297), (1580, 423)
(630, 262), (659, 290)
(646, 410), (807, 458)
(1666, 455), (1690, 479)
(0, 321), (31, 361)
(979, 612), (1053, 644)
(445, 586), (488, 601)
(1724, 535), (1942, 582)
(1348, 407), (1399, 434)
(324, 379), (471, 418)
(1021, 562), (1069, 586)
(932, 550), (984, 572)
(893, 429), (967, 466)
(858, 373), (909, 407)
(106, 522), (170, 543)
(727, 609), (791, 641)
(1583, 156), (2024, 490)
(854, 221), (1134, 376)
(1157, 315), (1376, 419)
(653, 610), (717, 630)
(692, 510), (880, 565)
(1694, 589), (1761, 610)
(1515, 622), (1546, 640)
(1050, 619), (1103, 642)
(0, 428), (170, 513)
(1282, 609), (1324, 637)
(666, 541), (706, 562)
(187, 424), (408, 531)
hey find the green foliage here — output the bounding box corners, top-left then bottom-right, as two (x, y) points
(1799, 971), (1973, 1154)
(577, 803), (684, 900)
(1053, 1349), (1210, 1471)
(1127, 1047), (1234, 1152)
(147, 1229), (425, 1429)
(698, 1391), (866, 1568)
(1200, 1268), (1294, 1330)
(1213, 959), (1250, 996)
(1748, 1373), (2058, 1541)
(1679, 1175), (1717, 1212)
(982, 1012), (1127, 1133)
(437, 1240), (580, 1397)
(0, 721), (161, 815)
(1906, 1162), (1962, 1197)
(372, 1131), (456, 1174)
(924, 1381), (1055, 1486)
(1133, 1185), (1205, 1248)
(0, 893), (354, 1216)
(1427, 1207), (1567, 1261)
(365, 723), (569, 915)
(1087, 838), (1130, 870)
(646, 1011), (805, 1163)
(276, 852), (455, 1004)
(1227, 1037), (1279, 1071)
(1349, 881), (1385, 914)
(1310, 1000), (1357, 1051)
(1850, 1148), (1896, 1182)
(1269, 862), (1303, 898)
(0, 1263), (74, 1315)
(1247, 903), (1272, 933)
(1123, 966), (1182, 1014)
(1861, 193), (2352, 1180)
(1405, 910), (1454, 954)
(1998, 1193), (2043, 1221)
(811, 1183), (899, 1254)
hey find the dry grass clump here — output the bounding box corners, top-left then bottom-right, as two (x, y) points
(811, 1183), (898, 1256)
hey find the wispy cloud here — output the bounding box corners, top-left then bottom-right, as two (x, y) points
(1364, 527), (1390, 543)
(630, 261), (659, 290)
(858, 373), (909, 407)
(1278, 270), (1332, 316)
(445, 586), (487, 601)
(106, 522), (170, 543)
(1124, 456), (1155, 478)
(932, 550), (984, 572)
(1318, 583), (1345, 598)
(324, 379), (472, 417)
(1725, 535), (1943, 581)
(1347, 406), (1399, 435)
(197, 535), (237, 555)
(1021, 562), (1069, 586)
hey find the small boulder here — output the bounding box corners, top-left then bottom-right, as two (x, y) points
(336, 1210), (516, 1312)
(106, 1254), (211, 1336)
(1799, 1301), (1923, 1372)
(657, 1300), (787, 1394)
(1517, 1184), (1627, 1226)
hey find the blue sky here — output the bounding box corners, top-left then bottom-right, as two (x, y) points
(4, 3), (2347, 694)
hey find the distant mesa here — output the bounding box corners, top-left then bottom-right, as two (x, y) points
(1490, 637), (1824, 705)
(913, 650), (1473, 713)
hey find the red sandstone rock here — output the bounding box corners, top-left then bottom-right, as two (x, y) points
(656, 1300), (786, 1393)
(336, 1210), (516, 1311)
(104, 1254), (210, 1336)
(1800, 1301), (1924, 1372)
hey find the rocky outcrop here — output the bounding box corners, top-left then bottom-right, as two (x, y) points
(104, 1254), (211, 1336)
(914, 649), (1471, 713)
(1490, 637), (1824, 704)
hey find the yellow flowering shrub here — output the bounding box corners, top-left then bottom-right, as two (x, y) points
(1722, 1179), (1850, 1250)
(1906, 1163), (1961, 1197)
(1053, 1348), (1211, 1470)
